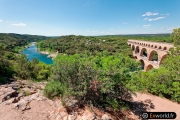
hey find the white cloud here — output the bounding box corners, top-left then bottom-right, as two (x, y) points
(92, 31), (98, 33)
(143, 24), (150, 28)
(0, 20), (2, 22)
(167, 13), (170, 16)
(166, 27), (174, 31)
(148, 17), (165, 21)
(11, 23), (26, 26)
(143, 24), (150, 27)
(142, 12), (159, 16)
(142, 12), (169, 22)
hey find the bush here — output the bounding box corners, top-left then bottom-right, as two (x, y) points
(0, 77), (7, 84)
(14, 57), (50, 81)
(45, 53), (140, 110)
(43, 81), (67, 99)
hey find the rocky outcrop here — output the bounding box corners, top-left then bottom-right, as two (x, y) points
(40, 51), (49, 55)
(1, 79), (138, 120)
(47, 53), (58, 58)
(40, 51), (58, 58)
(0, 85), (17, 103)
(101, 114), (112, 120)
(13, 90), (46, 111)
(0, 80), (121, 120)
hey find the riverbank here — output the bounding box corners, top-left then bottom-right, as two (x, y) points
(14, 42), (33, 53)
(40, 51), (58, 59)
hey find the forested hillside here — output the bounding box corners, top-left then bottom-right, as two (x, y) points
(37, 34), (172, 56)
(0, 33), (51, 81)
(0, 33), (49, 52)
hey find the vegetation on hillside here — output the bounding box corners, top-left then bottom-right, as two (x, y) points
(0, 33), (51, 83)
(37, 34), (172, 56)
(0, 33), (49, 52)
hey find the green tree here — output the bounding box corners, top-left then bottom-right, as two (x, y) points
(14, 55), (32, 79)
(171, 28), (180, 46)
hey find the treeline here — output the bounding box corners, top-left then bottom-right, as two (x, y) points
(0, 33), (49, 52)
(37, 34), (172, 56)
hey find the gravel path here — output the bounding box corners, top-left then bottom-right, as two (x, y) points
(132, 92), (180, 120)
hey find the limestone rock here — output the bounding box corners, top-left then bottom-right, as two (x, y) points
(17, 92), (26, 98)
(81, 114), (96, 120)
(14, 99), (29, 111)
(101, 114), (112, 120)
(3, 97), (19, 105)
(0, 87), (16, 103)
(67, 115), (77, 120)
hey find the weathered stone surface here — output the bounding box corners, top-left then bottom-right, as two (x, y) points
(17, 92), (25, 98)
(0, 87), (16, 103)
(101, 114), (112, 120)
(3, 97), (19, 105)
(13, 90), (46, 111)
(67, 115), (77, 120)
(49, 107), (68, 120)
(14, 99), (29, 111)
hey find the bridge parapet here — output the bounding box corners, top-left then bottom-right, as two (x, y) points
(127, 40), (173, 51)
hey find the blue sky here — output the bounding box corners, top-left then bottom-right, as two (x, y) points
(0, 0), (180, 36)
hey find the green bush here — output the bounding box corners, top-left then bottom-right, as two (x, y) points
(14, 57), (50, 81)
(43, 81), (67, 99)
(0, 77), (7, 84)
(45, 52), (140, 110)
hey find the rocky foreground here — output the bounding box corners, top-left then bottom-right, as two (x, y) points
(0, 79), (139, 120)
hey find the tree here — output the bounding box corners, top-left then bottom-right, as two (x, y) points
(14, 55), (32, 79)
(171, 28), (180, 46)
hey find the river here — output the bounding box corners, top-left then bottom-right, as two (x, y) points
(22, 42), (53, 64)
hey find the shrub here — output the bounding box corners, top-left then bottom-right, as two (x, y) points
(43, 81), (66, 99)
(0, 77), (7, 84)
(45, 53), (140, 110)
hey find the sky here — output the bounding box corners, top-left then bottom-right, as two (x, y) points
(0, 0), (180, 36)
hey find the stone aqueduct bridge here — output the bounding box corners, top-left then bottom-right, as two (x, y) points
(127, 40), (174, 71)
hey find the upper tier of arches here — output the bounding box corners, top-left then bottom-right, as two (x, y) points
(127, 40), (173, 51)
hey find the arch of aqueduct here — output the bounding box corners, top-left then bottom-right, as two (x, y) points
(127, 40), (174, 71)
